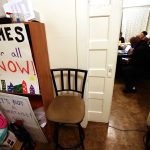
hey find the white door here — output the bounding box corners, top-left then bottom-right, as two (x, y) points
(87, 0), (122, 122)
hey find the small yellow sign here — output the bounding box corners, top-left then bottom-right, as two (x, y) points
(29, 75), (36, 82)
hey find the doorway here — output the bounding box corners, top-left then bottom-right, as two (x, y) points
(109, 0), (150, 147)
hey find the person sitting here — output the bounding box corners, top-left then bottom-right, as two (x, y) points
(138, 31), (149, 42)
(119, 32), (125, 43)
(122, 36), (150, 93)
(118, 32), (125, 50)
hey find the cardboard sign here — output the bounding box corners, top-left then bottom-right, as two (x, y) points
(0, 23), (40, 95)
(0, 93), (47, 143)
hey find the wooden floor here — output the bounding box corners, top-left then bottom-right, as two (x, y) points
(36, 79), (150, 150)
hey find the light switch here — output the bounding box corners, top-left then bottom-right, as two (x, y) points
(107, 65), (113, 77)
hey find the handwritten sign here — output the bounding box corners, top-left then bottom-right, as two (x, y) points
(0, 23), (40, 94)
(0, 93), (47, 143)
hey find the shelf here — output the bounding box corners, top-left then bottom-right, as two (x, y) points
(15, 93), (43, 110)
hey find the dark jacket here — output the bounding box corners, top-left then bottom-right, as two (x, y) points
(131, 41), (150, 72)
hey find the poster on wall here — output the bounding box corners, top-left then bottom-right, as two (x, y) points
(0, 23), (40, 94)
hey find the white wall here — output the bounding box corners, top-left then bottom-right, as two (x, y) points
(32, 0), (77, 68)
(32, 0), (89, 127)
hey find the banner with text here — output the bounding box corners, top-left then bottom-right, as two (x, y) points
(0, 23), (40, 94)
(0, 93), (47, 143)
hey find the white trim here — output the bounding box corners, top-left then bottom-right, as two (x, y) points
(123, 5), (150, 9)
(75, 0), (78, 68)
(76, 0), (89, 127)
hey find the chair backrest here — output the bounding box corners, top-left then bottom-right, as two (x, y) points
(50, 68), (88, 98)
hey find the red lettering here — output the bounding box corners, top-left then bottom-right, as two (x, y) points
(0, 61), (7, 71)
(16, 61), (29, 74)
(31, 61), (36, 75)
(8, 61), (17, 72)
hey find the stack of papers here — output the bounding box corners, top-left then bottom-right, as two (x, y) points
(34, 107), (47, 128)
(0, 0), (7, 17)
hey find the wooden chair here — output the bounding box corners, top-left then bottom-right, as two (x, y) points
(46, 68), (87, 150)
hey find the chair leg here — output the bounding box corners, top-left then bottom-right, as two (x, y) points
(78, 124), (85, 150)
(54, 123), (59, 150)
(54, 123), (85, 150)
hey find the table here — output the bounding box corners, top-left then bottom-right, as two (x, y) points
(115, 50), (129, 78)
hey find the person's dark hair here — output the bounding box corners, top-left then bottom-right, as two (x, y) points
(142, 31), (148, 36)
(130, 36), (141, 48)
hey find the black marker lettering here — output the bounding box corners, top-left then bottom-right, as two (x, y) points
(5, 27), (13, 41)
(0, 28), (6, 41)
(15, 26), (25, 42)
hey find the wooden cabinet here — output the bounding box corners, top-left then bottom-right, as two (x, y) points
(24, 22), (54, 141)
(0, 22), (53, 110)
(0, 22), (54, 144)
(25, 22), (54, 111)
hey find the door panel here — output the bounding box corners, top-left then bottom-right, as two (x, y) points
(89, 0), (110, 6)
(89, 99), (103, 112)
(90, 17), (109, 39)
(88, 77), (104, 99)
(89, 50), (107, 68)
(89, 77), (105, 92)
(88, 0), (122, 122)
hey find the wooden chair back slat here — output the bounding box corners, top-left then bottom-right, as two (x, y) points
(60, 70), (64, 91)
(68, 70), (71, 90)
(75, 70), (78, 91)
(50, 68), (88, 98)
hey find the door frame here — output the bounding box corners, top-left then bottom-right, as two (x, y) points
(76, 0), (89, 127)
